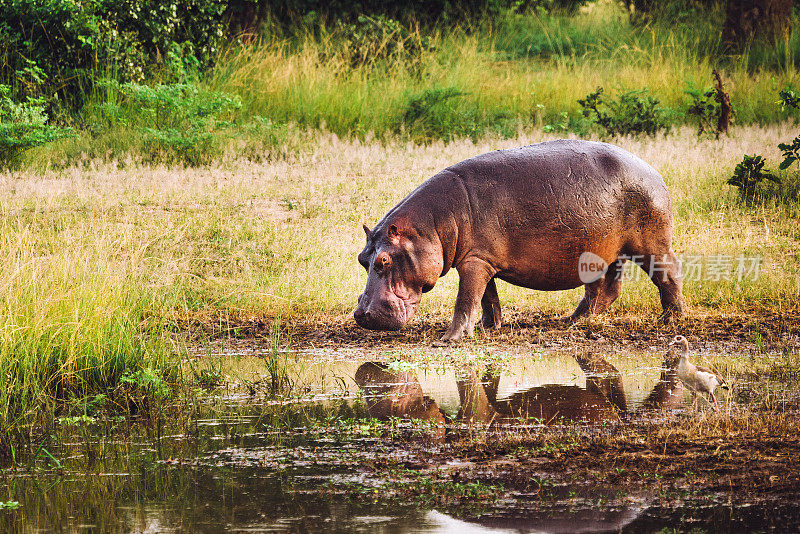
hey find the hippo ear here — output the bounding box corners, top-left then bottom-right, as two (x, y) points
(363, 224), (371, 236)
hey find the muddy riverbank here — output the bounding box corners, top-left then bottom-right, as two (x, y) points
(185, 307), (800, 353)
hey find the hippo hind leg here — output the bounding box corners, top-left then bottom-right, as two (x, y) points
(564, 258), (626, 321)
(641, 250), (684, 321)
(480, 278), (502, 329)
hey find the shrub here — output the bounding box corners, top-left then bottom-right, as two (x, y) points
(778, 89), (800, 171)
(0, 0), (226, 103)
(542, 111), (570, 133)
(0, 85), (71, 166)
(727, 155), (780, 202)
(779, 88), (800, 109)
(685, 83), (719, 136)
(578, 87), (669, 137)
(95, 81), (241, 165)
(0, 0), (100, 95)
(778, 137), (800, 170)
(337, 15), (434, 66)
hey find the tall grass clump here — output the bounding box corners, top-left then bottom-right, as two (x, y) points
(263, 323), (293, 396)
(0, 222), (179, 458)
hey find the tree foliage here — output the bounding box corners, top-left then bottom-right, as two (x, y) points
(225, 0), (589, 29)
(0, 0), (227, 103)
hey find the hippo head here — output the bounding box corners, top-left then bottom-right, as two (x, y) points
(354, 219), (443, 331)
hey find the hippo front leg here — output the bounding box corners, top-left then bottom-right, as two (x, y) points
(438, 260), (495, 344)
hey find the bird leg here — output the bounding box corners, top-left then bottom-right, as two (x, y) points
(693, 394), (698, 412)
(711, 392), (720, 412)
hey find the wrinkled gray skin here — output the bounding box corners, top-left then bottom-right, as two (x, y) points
(354, 139), (683, 342)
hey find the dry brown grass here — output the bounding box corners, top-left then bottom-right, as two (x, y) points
(2, 123), (799, 343)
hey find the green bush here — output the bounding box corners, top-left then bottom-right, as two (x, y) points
(94, 81), (241, 165)
(0, 85), (71, 166)
(542, 111), (570, 133)
(0, 0), (226, 103)
(778, 89), (800, 171)
(578, 86), (669, 137)
(778, 136), (800, 171)
(685, 82), (720, 136)
(0, 0), (100, 94)
(727, 155), (780, 202)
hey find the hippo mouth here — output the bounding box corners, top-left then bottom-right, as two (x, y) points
(354, 287), (419, 331)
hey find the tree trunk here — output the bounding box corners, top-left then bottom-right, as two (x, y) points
(713, 69), (732, 138)
(722, 0), (793, 50)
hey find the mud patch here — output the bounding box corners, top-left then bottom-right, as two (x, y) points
(184, 307), (800, 354)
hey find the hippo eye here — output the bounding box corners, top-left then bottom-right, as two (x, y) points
(373, 251), (392, 273)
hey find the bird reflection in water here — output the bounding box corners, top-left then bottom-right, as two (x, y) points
(354, 352), (684, 429)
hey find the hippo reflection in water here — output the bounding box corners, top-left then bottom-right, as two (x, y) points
(354, 353), (683, 428)
(355, 354), (683, 534)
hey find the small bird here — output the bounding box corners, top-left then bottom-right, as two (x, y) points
(669, 335), (729, 412)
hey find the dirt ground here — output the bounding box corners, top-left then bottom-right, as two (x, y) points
(189, 306), (800, 353)
(428, 429), (800, 501)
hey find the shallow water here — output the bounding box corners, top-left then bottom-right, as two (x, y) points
(2, 345), (797, 533)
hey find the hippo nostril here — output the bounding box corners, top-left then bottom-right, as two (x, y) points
(354, 307), (372, 326)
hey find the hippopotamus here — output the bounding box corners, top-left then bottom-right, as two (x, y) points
(354, 139), (683, 342)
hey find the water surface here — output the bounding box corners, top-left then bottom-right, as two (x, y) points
(2, 345), (795, 533)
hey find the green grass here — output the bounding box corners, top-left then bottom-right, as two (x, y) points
(9, 1), (800, 167)
(3, 128), (799, 457)
(199, 2), (800, 143)
(2, 1), (800, 455)
(0, 210), (181, 457)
